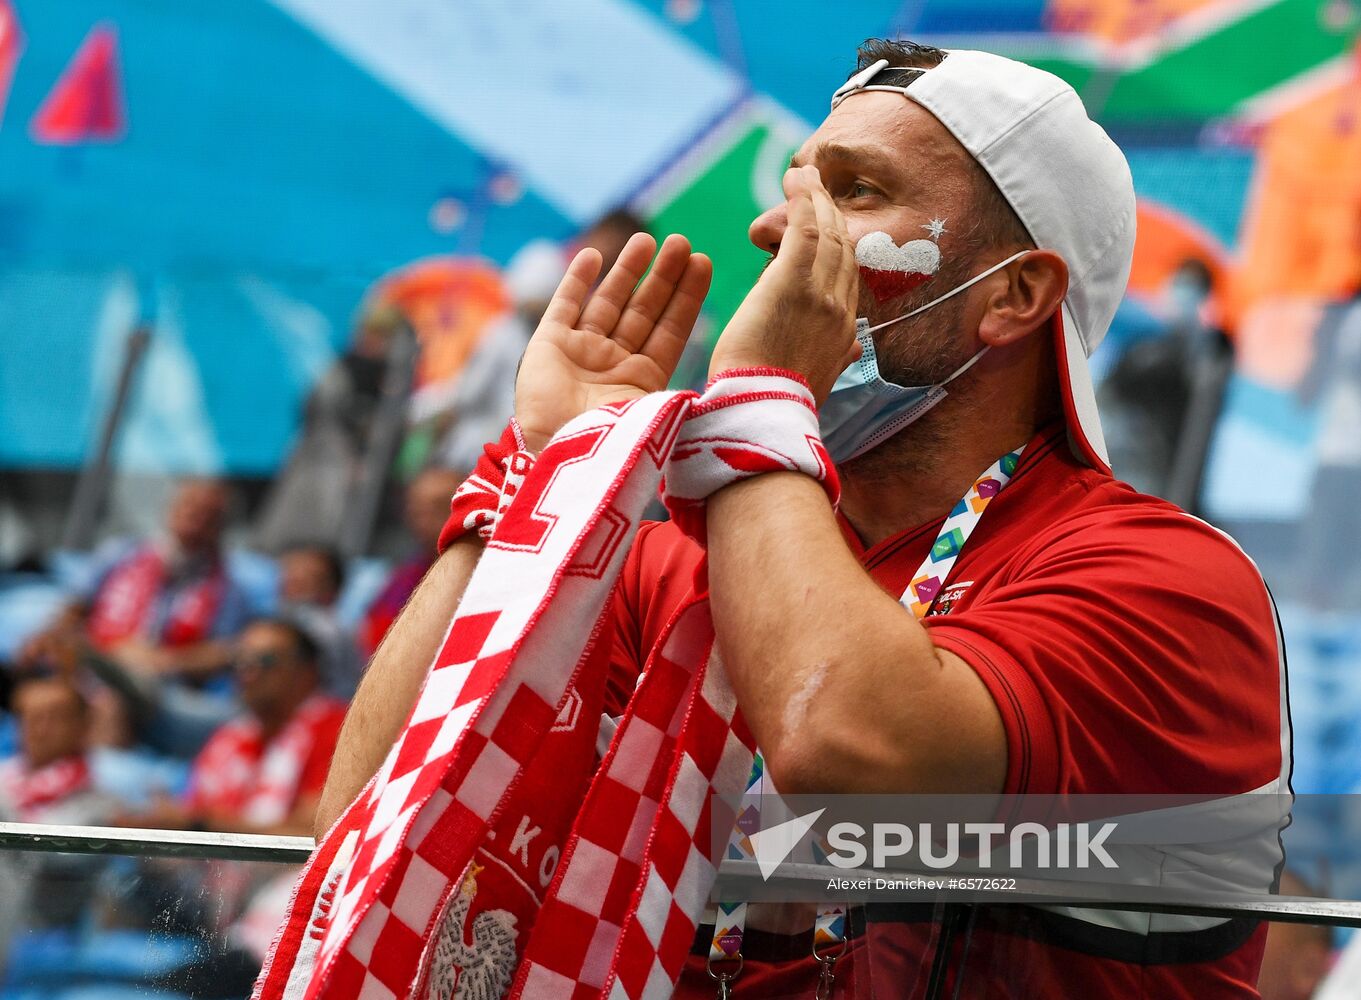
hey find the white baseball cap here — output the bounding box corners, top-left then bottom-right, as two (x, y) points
(831, 49), (1137, 472)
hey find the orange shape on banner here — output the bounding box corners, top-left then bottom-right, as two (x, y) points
(1045, 0), (1218, 44)
(373, 257), (512, 408)
(31, 23), (126, 144)
(1229, 53), (1361, 328)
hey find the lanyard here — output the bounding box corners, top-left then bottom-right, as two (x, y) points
(708, 447), (1024, 997)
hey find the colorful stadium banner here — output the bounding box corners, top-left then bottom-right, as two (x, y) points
(3, 0), (1361, 474)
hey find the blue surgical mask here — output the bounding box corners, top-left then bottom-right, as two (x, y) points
(820, 250), (1030, 463)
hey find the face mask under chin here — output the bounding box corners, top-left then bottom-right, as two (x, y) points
(817, 249), (1029, 463)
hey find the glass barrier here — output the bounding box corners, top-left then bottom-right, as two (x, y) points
(0, 851), (291, 999)
(0, 823), (1357, 999)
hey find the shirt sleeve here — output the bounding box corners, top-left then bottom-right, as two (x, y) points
(602, 520), (704, 718)
(603, 523), (655, 718)
(924, 509), (1285, 797)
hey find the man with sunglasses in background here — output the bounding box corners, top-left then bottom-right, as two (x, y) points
(126, 618), (345, 837)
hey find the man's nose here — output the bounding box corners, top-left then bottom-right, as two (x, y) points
(748, 202), (788, 255)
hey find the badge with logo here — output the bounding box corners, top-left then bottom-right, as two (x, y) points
(929, 581), (973, 617)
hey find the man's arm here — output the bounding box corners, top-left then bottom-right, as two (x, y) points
(314, 537), (482, 836)
(315, 233), (711, 836)
(114, 639), (234, 681)
(707, 472), (1006, 796)
(700, 166), (1005, 796)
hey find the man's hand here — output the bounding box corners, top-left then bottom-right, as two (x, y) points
(709, 165), (860, 402)
(514, 233), (712, 452)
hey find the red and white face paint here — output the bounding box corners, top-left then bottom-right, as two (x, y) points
(855, 218), (949, 302)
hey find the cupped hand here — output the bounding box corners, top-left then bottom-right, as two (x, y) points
(708, 165), (861, 402)
(514, 233), (712, 452)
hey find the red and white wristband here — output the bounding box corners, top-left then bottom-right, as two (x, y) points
(660, 368), (839, 542)
(435, 370), (838, 551)
(436, 418), (537, 552)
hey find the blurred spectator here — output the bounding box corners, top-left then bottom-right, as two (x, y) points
(434, 207), (651, 471)
(0, 676), (117, 949)
(121, 618), (345, 837)
(83, 478), (248, 681)
(578, 207), (649, 278)
(11, 479), (248, 691)
(277, 544), (361, 698)
(1097, 259), (1231, 499)
(85, 680), (191, 812)
(0, 675), (114, 826)
(4, 479), (254, 760)
(255, 305), (404, 554)
(358, 468), (462, 657)
(10, 603), (88, 679)
(429, 240), (559, 473)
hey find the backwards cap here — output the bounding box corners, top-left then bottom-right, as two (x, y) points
(832, 51), (1137, 471)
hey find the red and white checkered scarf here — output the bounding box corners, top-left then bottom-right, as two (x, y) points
(254, 371), (836, 1000)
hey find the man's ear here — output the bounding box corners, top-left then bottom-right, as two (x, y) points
(977, 250), (1069, 347)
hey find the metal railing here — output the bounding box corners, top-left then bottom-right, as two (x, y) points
(0, 821), (312, 864)
(3, 822), (1360, 929)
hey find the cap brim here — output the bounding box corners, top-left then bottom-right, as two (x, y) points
(1055, 302), (1111, 474)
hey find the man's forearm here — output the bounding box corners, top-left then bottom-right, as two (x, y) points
(165, 640), (234, 679)
(706, 473), (1005, 795)
(315, 537), (483, 836)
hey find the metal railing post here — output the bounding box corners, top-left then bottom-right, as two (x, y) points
(62, 323), (151, 551)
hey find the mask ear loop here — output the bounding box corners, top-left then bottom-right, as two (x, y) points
(848, 346), (991, 459)
(862, 249), (1031, 337)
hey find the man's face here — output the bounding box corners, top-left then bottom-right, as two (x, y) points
(166, 480), (229, 556)
(749, 92), (989, 386)
(281, 550), (339, 607)
(405, 469), (463, 551)
(578, 222), (638, 278)
(233, 623), (315, 721)
(15, 680), (87, 769)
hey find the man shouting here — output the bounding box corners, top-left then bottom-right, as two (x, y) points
(317, 39), (1288, 998)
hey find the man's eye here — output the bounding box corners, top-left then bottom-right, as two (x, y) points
(849, 182), (877, 199)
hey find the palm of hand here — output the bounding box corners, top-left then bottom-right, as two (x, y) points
(513, 234), (711, 452)
(517, 327), (670, 424)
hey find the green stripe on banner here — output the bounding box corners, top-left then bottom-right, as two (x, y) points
(1102, 0), (1355, 120)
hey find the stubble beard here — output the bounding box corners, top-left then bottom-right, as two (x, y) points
(841, 258), (984, 485)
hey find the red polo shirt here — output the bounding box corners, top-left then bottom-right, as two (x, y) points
(606, 422), (1288, 997)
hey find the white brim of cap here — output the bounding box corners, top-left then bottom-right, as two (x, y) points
(1055, 300), (1111, 474)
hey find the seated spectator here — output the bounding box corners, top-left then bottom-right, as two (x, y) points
(119, 618), (344, 837)
(278, 544), (362, 698)
(0, 676), (117, 941)
(86, 478), (248, 681)
(357, 467), (461, 657)
(10, 479), (254, 759)
(0, 675), (114, 825)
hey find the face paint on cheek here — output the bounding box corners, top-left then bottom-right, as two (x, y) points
(855, 223), (946, 303)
